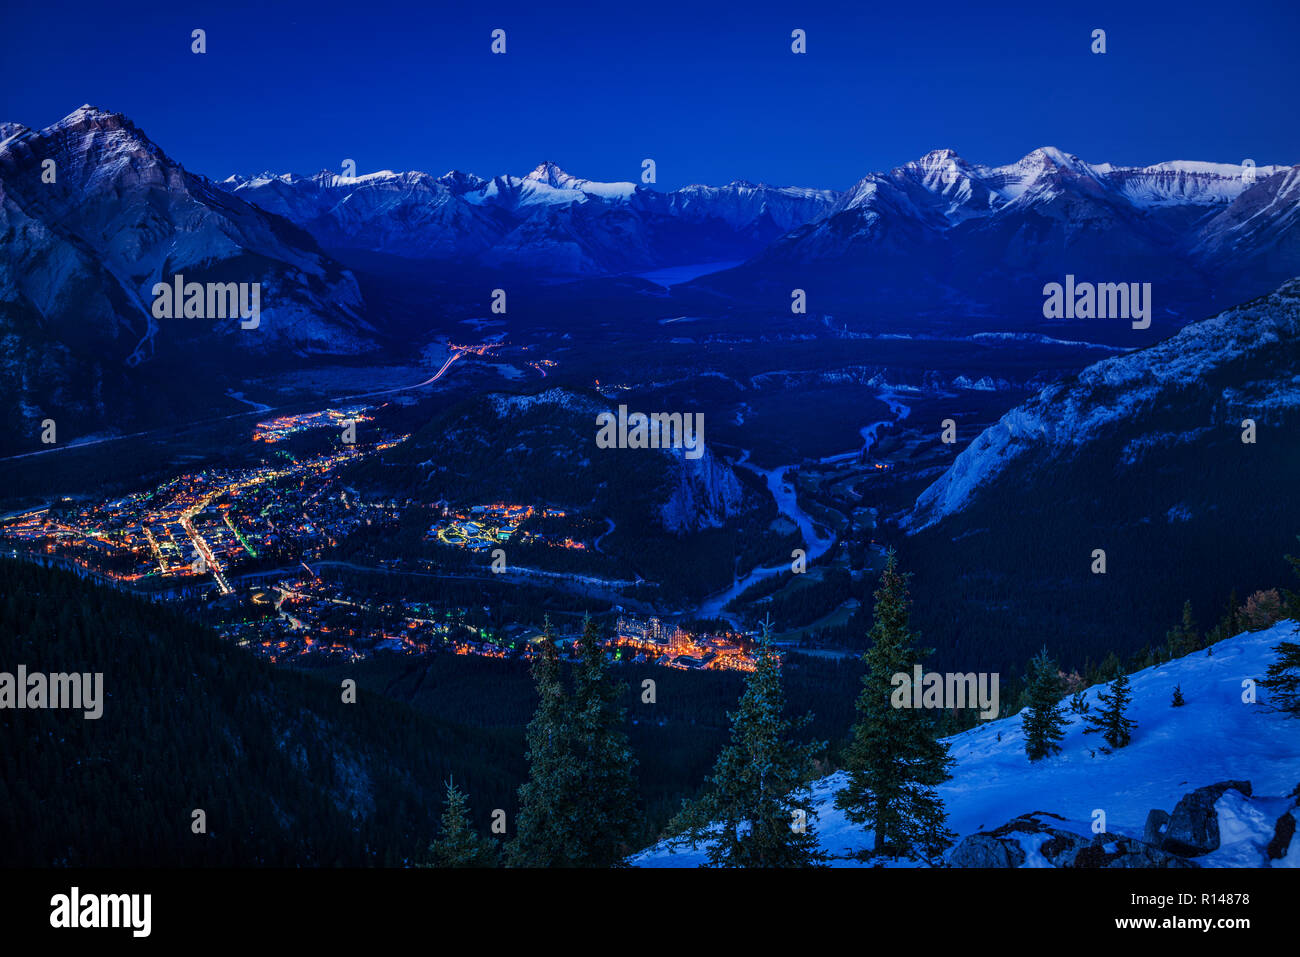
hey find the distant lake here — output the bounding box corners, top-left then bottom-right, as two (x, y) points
(633, 261), (743, 287)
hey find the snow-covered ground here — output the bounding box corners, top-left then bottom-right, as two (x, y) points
(635, 621), (1300, 867)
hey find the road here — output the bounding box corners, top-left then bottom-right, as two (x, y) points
(328, 343), (483, 401)
(0, 342), (496, 464)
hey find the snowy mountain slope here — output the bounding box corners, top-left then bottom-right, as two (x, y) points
(905, 277), (1300, 532)
(635, 622), (1300, 867)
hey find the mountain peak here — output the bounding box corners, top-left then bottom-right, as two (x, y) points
(438, 169), (488, 193)
(57, 104), (131, 129)
(0, 121), (29, 145)
(525, 160), (579, 188)
(1021, 146), (1091, 172)
(908, 148), (967, 181)
(917, 148), (962, 165)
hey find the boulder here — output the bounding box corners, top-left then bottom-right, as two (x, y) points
(1053, 835), (1194, 869)
(949, 812), (1193, 868)
(1143, 808), (1170, 846)
(949, 832), (1027, 868)
(1162, 780), (1253, 856)
(1266, 810), (1296, 861)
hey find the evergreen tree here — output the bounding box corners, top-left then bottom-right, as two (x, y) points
(1260, 639), (1300, 717)
(1206, 590), (1242, 646)
(1165, 600), (1200, 658)
(1097, 651), (1123, 682)
(1260, 537), (1300, 717)
(569, 615), (640, 866)
(676, 616), (827, 867)
(1286, 535), (1300, 619)
(1171, 684), (1186, 707)
(835, 550), (954, 861)
(508, 616), (640, 867)
(426, 778), (497, 868)
(508, 619), (581, 867)
(1022, 646), (1067, 761)
(1083, 673), (1137, 751)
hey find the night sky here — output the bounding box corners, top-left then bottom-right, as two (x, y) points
(2, 0), (1297, 189)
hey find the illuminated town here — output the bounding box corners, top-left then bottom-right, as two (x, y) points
(2, 436), (408, 595)
(427, 503), (584, 551)
(224, 572), (516, 664)
(613, 615), (758, 672)
(253, 405), (374, 443)
(1, 413), (759, 673)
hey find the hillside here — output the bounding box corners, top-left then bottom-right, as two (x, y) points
(635, 621), (1300, 867)
(895, 277), (1300, 672)
(0, 559), (521, 866)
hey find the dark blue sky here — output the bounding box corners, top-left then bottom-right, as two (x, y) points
(3, 0), (1296, 190)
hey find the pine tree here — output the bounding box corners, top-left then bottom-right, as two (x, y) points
(1260, 535), (1300, 717)
(1226, 589), (1242, 639)
(426, 778), (497, 868)
(568, 615), (639, 867)
(1285, 535), (1300, 619)
(1260, 639), (1300, 717)
(1084, 673), (1137, 751)
(508, 618), (581, 867)
(1171, 684), (1186, 707)
(508, 616), (640, 867)
(1097, 651), (1123, 682)
(1165, 600), (1200, 658)
(1022, 646), (1067, 761)
(835, 550), (954, 861)
(677, 616), (827, 867)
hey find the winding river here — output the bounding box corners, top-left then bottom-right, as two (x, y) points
(693, 389), (912, 625)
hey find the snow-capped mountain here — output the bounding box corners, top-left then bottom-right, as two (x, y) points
(826, 147), (1286, 241)
(635, 621), (1300, 867)
(702, 147), (1300, 325)
(224, 160), (839, 275)
(220, 169), (512, 259)
(0, 106), (371, 356)
(0, 106), (384, 448)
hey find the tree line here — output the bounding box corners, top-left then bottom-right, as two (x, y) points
(434, 534), (1300, 867)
